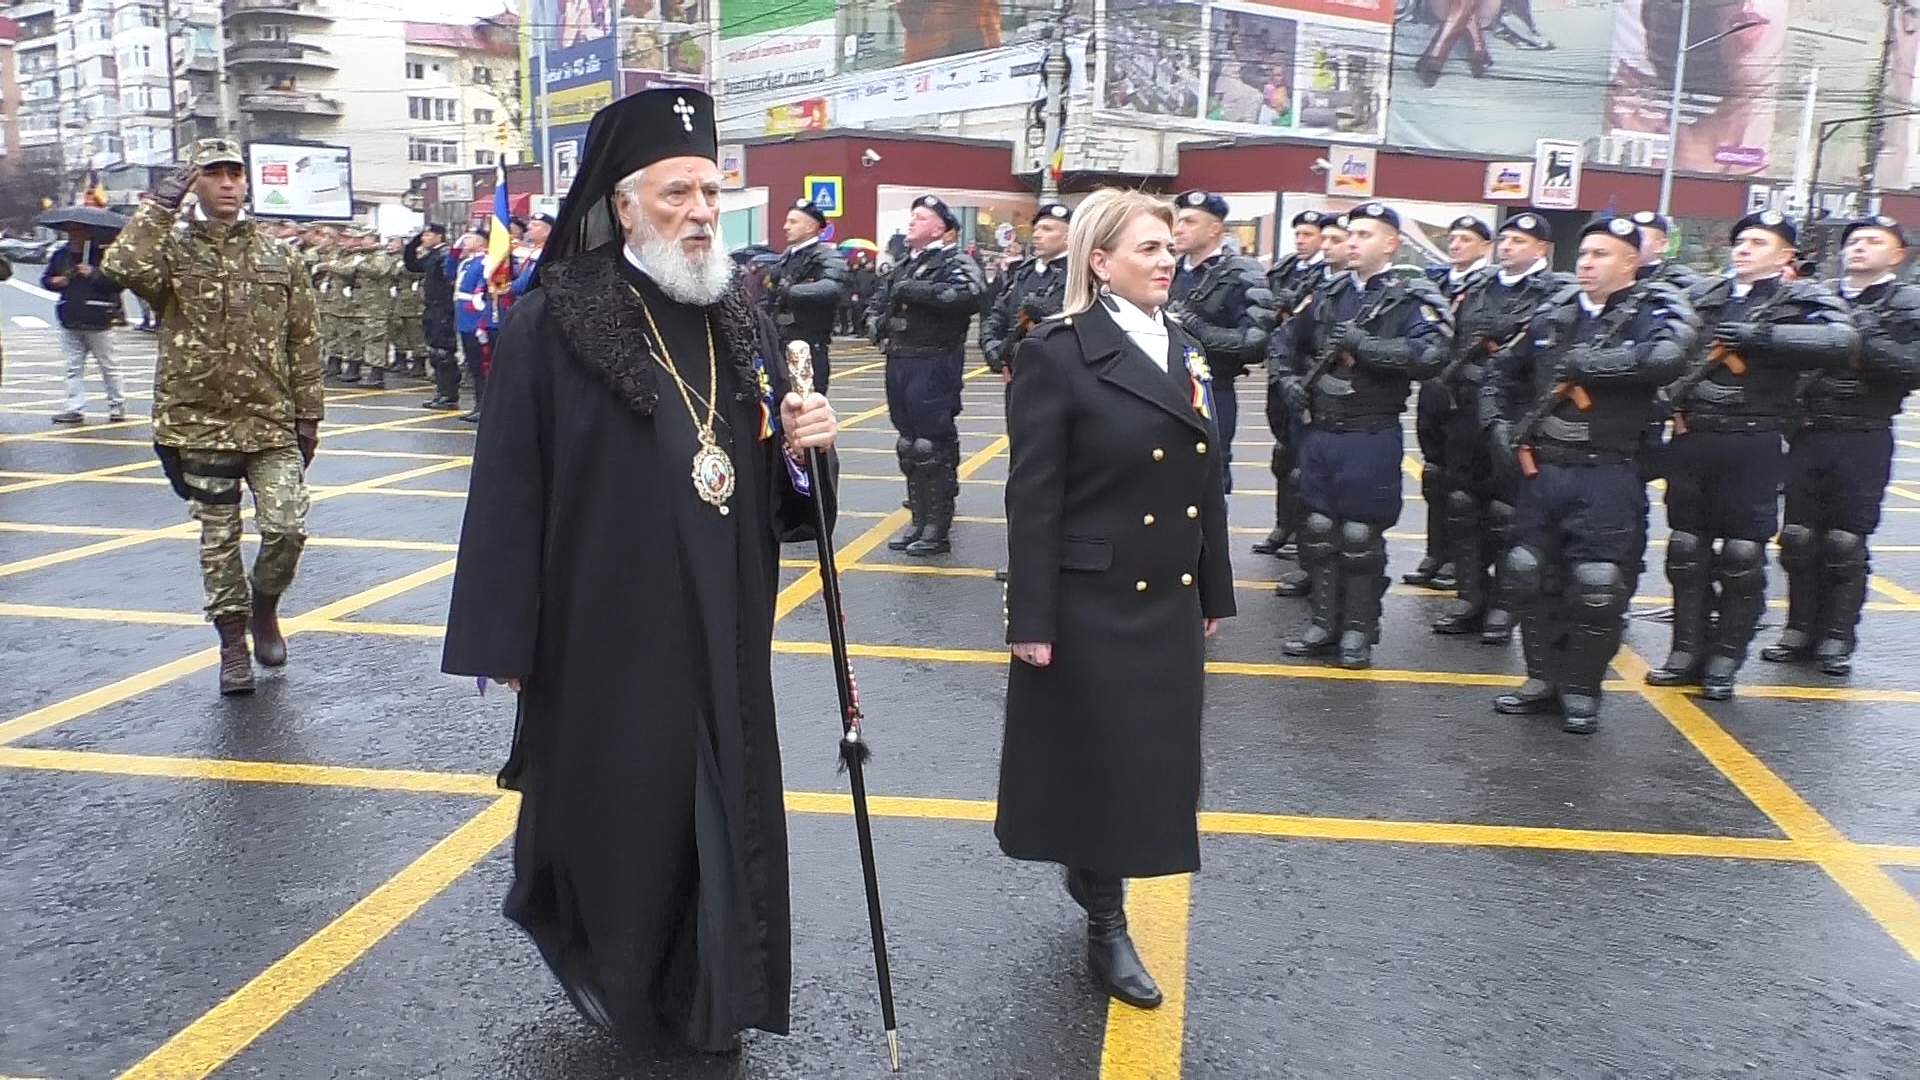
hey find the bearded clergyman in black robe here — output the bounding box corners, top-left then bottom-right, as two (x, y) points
(441, 88), (839, 1056)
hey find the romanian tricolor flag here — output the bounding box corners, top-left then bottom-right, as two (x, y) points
(83, 171), (108, 208)
(483, 162), (513, 292)
(1184, 345), (1214, 421)
(753, 354), (777, 441)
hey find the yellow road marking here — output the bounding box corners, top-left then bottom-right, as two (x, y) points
(1198, 810), (1803, 861)
(0, 522), (458, 554)
(1868, 574), (1920, 607)
(0, 459), (158, 496)
(114, 797), (519, 1080)
(1616, 647), (1920, 961)
(1099, 874), (1191, 1080)
(0, 747), (499, 796)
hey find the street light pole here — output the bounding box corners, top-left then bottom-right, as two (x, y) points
(1036, 0), (1068, 201)
(537, 31), (553, 195)
(1656, 0), (1692, 218)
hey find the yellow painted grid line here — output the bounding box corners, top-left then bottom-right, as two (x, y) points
(1100, 874), (1191, 1080)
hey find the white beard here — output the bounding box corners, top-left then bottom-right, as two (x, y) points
(629, 222), (733, 306)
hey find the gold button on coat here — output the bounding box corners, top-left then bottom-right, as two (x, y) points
(1196, 441), (1208, 454)
(1181, 573), (1193, 586)
(1143, 513), (1155, 526)
(1187, 506), (1199, 518)
(1135, 580), (1147, 592)
(1152, 448), (1164, 461)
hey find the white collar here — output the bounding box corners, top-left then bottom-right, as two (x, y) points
(1497, 258), (1548, 287)
(1184, 245), (1224, 270)
(1577, 291), (1607, 316)
(1356, 266), (1395, 289)
(1033, 252), (1061, 271)
(790, 235), (821, 253)
(1449, 256), (1488, 284)
(913, 241), (947, 257)
(1731, 273), (1782, 299)
(1105, 292), (1170, 371)
(622, 242), (649, 278)
(1305, 252), (1325, 267)
(1842, 272), (1898, 298)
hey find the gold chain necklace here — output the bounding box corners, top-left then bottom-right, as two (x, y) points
(632, 287), (736, 515)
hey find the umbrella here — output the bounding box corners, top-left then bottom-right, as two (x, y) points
(37, 206), (128, 230)
(837, 238), (879, 253)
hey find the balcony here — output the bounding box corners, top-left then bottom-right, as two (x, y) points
(226, 41), (337, 69)
(223, 0), (333, 23)
(238, 90), (342, 117)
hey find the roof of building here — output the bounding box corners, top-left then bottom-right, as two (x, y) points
(403, 13), (516, 57)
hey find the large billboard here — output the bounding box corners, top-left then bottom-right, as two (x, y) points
(836, 0), (1075, 75)
(1388, 0), (1885, 182)
(248, 142), (353, 220)
(618, 0), (711, 91)
(1099, 0), (1391, 142)
(719, 0), (836, 99)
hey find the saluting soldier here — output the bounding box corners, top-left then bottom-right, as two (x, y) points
(1432, 212), (1565, 642)
(765, 197), (848, 394)
(101, 139), (323, 696)
(345, 234), (397, 388)
(981, 201), (1071, 383)
(1167, 190), (1275, 494)
(1408, 215), (1494, 588)
(867, 195), (986, 556)
(1278, 203), (1451, 668)
(389, 236), (428, 378)
(1254, 209), (1329, 558)
(311, 230), (348, 379)
(1485, 217), (1693, 733)
(1762, 215), (1920, 677)
(1647, 211), (1858, 700)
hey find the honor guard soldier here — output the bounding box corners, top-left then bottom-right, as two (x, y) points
(765, 198), (848, 394)
(1485, 217), (1693, 733)
(1763, 215), (1920, 676)
(1432, 212), (1565, 641)
(1648, 211), (1858, 699)
(1254, 209), (1330, 557)
(1167, 190), (1275, 494)
(1630, 211), (1702, 290)
(981, 201), (1071, 382)
(1267, 216), (1351, 595)
(1407, 215), (1494, 590)
(1279, 202), (1452, 668)
(868, 194), (986, 556)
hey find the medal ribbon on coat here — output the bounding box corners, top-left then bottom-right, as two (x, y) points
(754, 353), (778, 441)
(1185, 346), (1214, 421)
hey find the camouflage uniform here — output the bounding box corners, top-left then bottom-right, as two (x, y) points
(390, 250), (427, 373)
(339, 246), (395, 381)
(100, 160), (323, 622)
(312, 244), (350, 372)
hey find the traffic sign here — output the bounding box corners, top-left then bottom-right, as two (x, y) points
(805, 175), (843, 218)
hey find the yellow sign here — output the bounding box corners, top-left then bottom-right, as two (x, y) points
(548, 81), (615, 127)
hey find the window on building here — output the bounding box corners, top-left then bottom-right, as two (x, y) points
(407, 97), (460, 122)
(406, 60), (425, 80)
(407, 138), (460, 164)
(475, 149), (496, 166)
(474, 108), (493, 125)
(259, 24), (289, 42)
(473, 66), (492, 84)
(436, 99), (458, 122)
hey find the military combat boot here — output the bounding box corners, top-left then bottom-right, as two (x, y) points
(1494, 609), (1560, 715)
(339, 359), (362, 384)
(888, 471), (926, 553)
(251, 590), (287, 668)
(216, 614), (255, 696)
(905, 445), (956, 557)
(362, 365), (386, 389)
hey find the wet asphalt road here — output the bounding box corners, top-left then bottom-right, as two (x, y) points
(1, 328), (1917, 1079)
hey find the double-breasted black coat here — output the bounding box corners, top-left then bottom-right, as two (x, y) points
(996, 299), (1236, 879)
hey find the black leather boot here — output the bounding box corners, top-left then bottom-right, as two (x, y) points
(887, 438), (925, 552)
(1762, 525), (1821, 663)
(1335, 523), (1386, 670)
(1494, 679), (1560, 716)
(1067, 869), (1162, 1009)
(1478, 606), (1515, 645)
(215, 614), (254, 696)
(1647, 532), (1710, 687)
(339, 359), (362, 384)
(1433, 489), (1485, 634)
(1495, 607), (1559, 715)
(1283, 516), (1340, 657)
(905, 442), (956, 556)
(1814, 530), (1868, 677)
(1699, 539), (1766, 702)
(250, 590), (287, 667)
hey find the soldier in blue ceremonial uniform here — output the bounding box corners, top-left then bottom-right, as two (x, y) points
(1647, 211), (1857, 700)
(868, 194), (986, 556)
(1255, 209), (1330, 558)
(1432, 211), (1565, 642)
(1762, 215), (1920, 677)
(1484, 217), (1693, 733)
(1278, 202), (1451, 668)
(1167, 190), (1275, 494)
(1408, 216), (1494, 588)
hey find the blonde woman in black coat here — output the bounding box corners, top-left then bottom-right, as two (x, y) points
(996, 189), (1236, 1009)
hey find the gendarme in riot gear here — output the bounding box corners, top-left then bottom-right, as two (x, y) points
(1168, 189), (1275, 493)
(765, 198), (848, 394)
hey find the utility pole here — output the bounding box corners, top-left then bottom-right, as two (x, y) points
(1860, 0), (1899, 207)
(161, 0), (183, 158)
(1655, 0), (1692, 217)
(537, 30), (553, 195)
(1036, 0), (1068, 201)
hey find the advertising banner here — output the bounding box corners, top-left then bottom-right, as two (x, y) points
(1483, 161), (1532, 201)
(248, 142), (353, 220)
(530, 1), (617, 190)
(618, 0), (711, 92)
(836, 0), (1079, 75)
(1326, 145), (1375, 196)
(830, 37), (1085, 126)
(1102, 0), (1388, 141)
(767, 99), (830, 134)
(719, 0), (836, 98)
(1534, 138), (1582, 210)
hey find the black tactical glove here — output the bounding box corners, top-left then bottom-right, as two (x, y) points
(1335, 323), (1370, 356)
(1019, 297), (1053, 324)
(1712, 321), (1770, 353)
(295, 420), (319, 467)
(892, 279), (935, 304)
(1282, 375), (1310, 414)
(151, 163), (197, 211)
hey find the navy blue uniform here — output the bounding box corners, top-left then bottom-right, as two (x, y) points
(1410, 264), (1482, 578)
(762, 237), (848, 393)
(867, 243), (986, 555)
(1168, 252), (1274, 493)
(1651, 275), (1857, 694)
(1278, 268), (1451, 667)
(1487, 281), (1692, 727)
(1257, 258), (1330, 555)
(1765, 276), (1920, 674)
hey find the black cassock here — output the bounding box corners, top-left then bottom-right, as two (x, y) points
(442, 244), (830, 1052)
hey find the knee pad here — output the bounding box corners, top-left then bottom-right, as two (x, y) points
(1486, 500), (1516, 546)
(1445, 487), (1478, 523)
(1778, 524), (1820, 574)
(1301, 512), (1338, 564)
(911, 438), (938, 469)
(1501, 545), (1545, 605)
(1569, 561), (1632, 623)
(1338, 521), (1385, 575)
(1666, 530), (1708, 577)
(894, 437), (915, 475)
(1823, 530), (1868, 575)
(1714, 539), (1767, 596)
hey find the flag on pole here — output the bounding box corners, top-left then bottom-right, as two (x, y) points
(484, 162), (513, 292)
(83, 171), (108, 208)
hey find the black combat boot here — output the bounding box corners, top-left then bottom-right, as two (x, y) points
(1814, 530), (1868, 677)
(1283, 515), (1340, 656)
(1699, 539), (1766, 702)
(1494, 609), (1561, 715)
(1557, 562), (1630, 734)
(1433, 491), (1484, 634)
(362, 365), (385, 389)
(1646, 532), (1710, 687)
(339, 359), (362, 384)
(887, 438), (925, 552)
(250, 590), (287, 667)
(1478, 606), (1514, 645)
(1335, 523), (1386, 670)
(1762, 524), (1821, 663)
(905, 442), (957, 557)
(1067, 868), (1162, 1009)
(216, 614), (255, 696)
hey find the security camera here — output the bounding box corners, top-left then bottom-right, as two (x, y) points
(1310, 158), (1332, 173)
(861, 148), (882, 168)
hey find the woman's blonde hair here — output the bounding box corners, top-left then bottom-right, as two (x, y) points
(1062, 189), (1176, 316)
